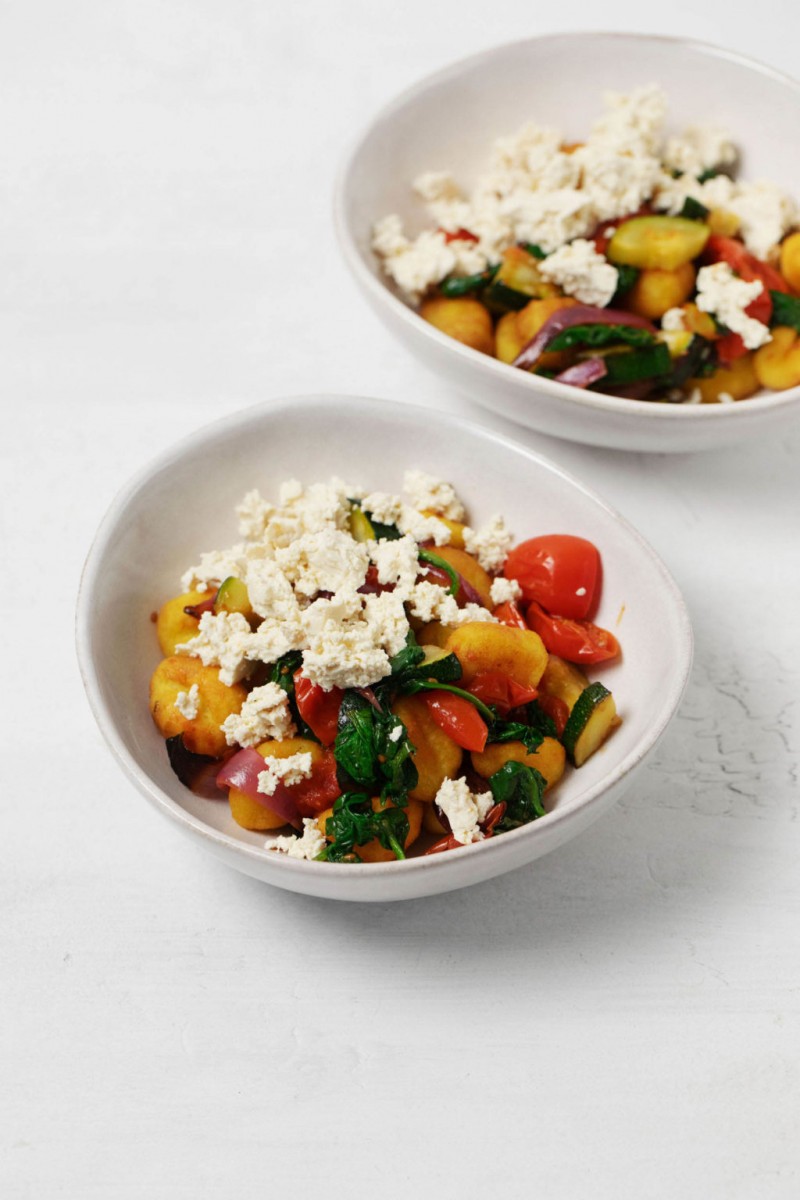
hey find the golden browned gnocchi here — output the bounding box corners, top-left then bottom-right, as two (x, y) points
(149, 473), (622, 864)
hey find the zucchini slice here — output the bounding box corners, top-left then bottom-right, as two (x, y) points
(562, 682), (618, 767)
(485, 246), (558, 313)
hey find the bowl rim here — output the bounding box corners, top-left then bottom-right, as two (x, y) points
(333, 30), (800, 424)
(76, 392), (694, 883)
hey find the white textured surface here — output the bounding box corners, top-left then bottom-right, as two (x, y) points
(2, 2), (800, 1197)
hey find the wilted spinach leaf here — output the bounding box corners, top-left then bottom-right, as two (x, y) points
(489, 761), (547, 830)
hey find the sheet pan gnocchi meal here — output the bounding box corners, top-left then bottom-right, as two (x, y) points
(373, 86), (800, 404)
(149, 474), (621, 863)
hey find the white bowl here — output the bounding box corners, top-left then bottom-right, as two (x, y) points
(335, 33), (800, 453)
(76, 395), (692, 901)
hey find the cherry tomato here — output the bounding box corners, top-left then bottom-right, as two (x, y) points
(468, 670), (538, 714)
(492, 600), (528, 630)
(293, 672), (343, 746)
(504, 535), (600, 620)
(422, 692), (488, 752)
(439, 226), (479, 244)
(704, 235), (789, 294)
(526, 601), (620, 664)
(535, 694), (570, 738)
(290, 749), (341, 818)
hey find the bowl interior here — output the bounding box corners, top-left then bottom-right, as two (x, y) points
(78, 396), (691, 894)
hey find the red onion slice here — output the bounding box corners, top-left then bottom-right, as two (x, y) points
(216, 748), (301, 827)
(512, 305), (656, 372)
(555, 358), (608, 388)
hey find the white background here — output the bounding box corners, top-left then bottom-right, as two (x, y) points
(2, 2), (800, 1197)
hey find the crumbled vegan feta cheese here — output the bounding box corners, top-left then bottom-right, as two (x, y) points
(275, 529), (369, 599)
(371, 222), (458, 303)
(489, 576), (522, 606)
(361, 492), (452, 546)
(244, 558), (302, 623)
(257, 752), (314, 797)
(362, 591), (411, 658)
(695, 262), (772, 350)
(373, 83), (799, 309)
(300, 594), (393, 691)
(221, 682), (296, 747)
(174, 683), (200, 720)
(388, 725), (403, 743)
(265, 817), (326, 861)
(538, 237), (618, 307)
(463, 514), (513, 572)
(434, 776), (494, 845)
(662, 124), (736, 177)
(176, 610), (255, 686)
(369, 533), (421, 596)
(181, 545), (250, 594)
(660, 306), (688, 332)
(236, 489), (276, 541)
(402, 469), (466, 521)
(413, 171), (463, 204)
(406, 583), (496, 628)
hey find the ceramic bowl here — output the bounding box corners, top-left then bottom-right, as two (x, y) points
(335, 33), (800, 452)
(76, 395), (692, 901)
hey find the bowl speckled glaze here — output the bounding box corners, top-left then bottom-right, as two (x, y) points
(335, 33), (800, 452)
(77, 395), (692, 901)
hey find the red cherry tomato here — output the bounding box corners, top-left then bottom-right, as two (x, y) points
(293, 672), (343, 746)
(438, 226), (479, 244)
(704, 235), (789, 294)
(291, 749), (341, 818)
(468, 670), (538, 714)
(535, 694), (570, 738)
(504, 535), (600, 620)
(422, 692), (488, 752)
(526, 601), (620, 664)
(492, 600), (528, 630)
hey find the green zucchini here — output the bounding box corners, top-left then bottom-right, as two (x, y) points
(440, 266), (498, 298)
(485, 246), (558, 313)
(214, 576), (252, 619)
(562, 682), (618, 766)
(407, 648), (463, 685)
(349, 507), (376, 542)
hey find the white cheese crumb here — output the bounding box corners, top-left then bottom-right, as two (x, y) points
(236, 490), (276, 541)
(257, 752), (314, 797)
(406, 583), (496, 628)
(661, 307), (688, 332)
(361, 491), (452, 546)
(435, 777), (494, 845)
(402, 469), (466, 521)
(463, 515), (514, 572)
(717, 391), (736, 405)
(413, 171), (463, 204)
(176, 610), (255, 686)
(538, 238), (618, 307)
(265, 817), (327, 861)
(221, 682), (296, 748)
(590, 84), (667, 157)
(662, 125), (736, 177)
(490, 576), (522, 606)
(388, 725), (403, 743)
(300, 594), (392, 691)
(695, 262), (772, 350)
(371, 220), (458, 303)
(362, 591), (411, 658)
(275, 529), (369, 599)
(244, 558), (302, 623)
(686, 387), (703, 405)
(368, 534), (421, 597)
(174, 683), (200, 720)
(181, 545), (249, 594)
